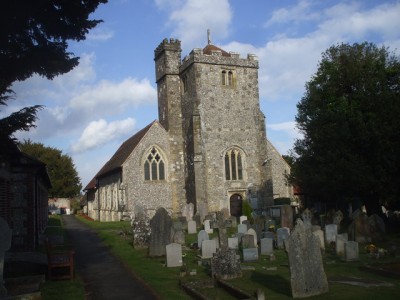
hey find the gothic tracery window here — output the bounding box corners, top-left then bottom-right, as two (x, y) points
(225, 148), (243, 180)
(144, 147), (166, 181)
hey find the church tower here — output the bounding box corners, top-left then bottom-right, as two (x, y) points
(178, 36), (271, 216)
(154, 39), (186, 213)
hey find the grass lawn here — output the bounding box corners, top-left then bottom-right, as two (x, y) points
(76, 215), (400, 300)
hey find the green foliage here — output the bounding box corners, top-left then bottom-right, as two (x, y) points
(19, 140), (82, 197)
(0, 0), (107, 148)
(242, 199), (254, 223)
(274, 197), (291, 206)
(292, 42), (400, 211)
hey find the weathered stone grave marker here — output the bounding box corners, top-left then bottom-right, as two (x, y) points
(286, 219), (329, 298)
(201, 239), (217, 258)
(149, 207), (173, 257)
(344, 241), (359, 262)
(197, 230), (209, 249)
(166, 243), (183, 267)
(204, 219), (213, 234)
(277, 227), (290, 249)
(281, 204), (293, 229)
(260, 238), (273, 255)
(187, 220), (197, 234)
(324, 224), (337, 245)
(335, 233), (348, 257)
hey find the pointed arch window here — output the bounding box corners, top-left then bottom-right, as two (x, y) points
(225, 148), (244, 181)
(144, 147), (166, 181)
(222, 70), (235, 87)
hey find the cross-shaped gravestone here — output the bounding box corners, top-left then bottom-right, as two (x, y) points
(211, 211), (232, 250)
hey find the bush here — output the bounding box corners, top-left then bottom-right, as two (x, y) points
(242, 200), (254, 223)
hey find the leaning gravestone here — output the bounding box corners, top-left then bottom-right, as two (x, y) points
(197, 230), (209, 249)
(285, 219), (329, 298)
(0, 217), (12, 298)
(277, 227), (290, 249)
(149, 207), (173, 257)
(166, 243), (183, 267)
(281, 204), (293, 229)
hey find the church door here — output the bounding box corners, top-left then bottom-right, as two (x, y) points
(230, 194), (243, 217)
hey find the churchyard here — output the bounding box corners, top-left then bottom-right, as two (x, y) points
(77, 205), (400, 299)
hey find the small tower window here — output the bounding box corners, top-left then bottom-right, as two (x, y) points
(221, 70), (227, 85)
(144, 147), (166, 181)
(222, 70), (235, 87)
(182, 75), (188, 93)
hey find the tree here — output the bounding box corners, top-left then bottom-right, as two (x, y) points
(19, 140), (82, 198)
(291, 42), (400, 214)
(0, 0), (107, 148)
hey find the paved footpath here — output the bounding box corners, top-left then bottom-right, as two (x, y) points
(62, 215), (159, 300)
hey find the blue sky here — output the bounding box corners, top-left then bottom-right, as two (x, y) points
(5, 0), (400, 189)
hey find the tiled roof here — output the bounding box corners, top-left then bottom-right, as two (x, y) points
(203, 44), (230, 57)
(93, 120), (156, 179)
(83, 177), (96, 191)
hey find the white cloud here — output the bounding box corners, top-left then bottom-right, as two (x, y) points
(71, 118), (136, 153)
(158, 0), (232, 50)
(87, 27), (114, 41)
(69, 77), (156, 115)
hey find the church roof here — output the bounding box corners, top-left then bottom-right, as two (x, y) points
(93, 120), (157, 180)
(202, 44), (230, 57)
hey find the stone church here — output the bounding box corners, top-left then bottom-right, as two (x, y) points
(83, 37), (292, 221)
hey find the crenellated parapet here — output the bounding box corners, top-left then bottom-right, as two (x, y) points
(154, 38), (182, 60)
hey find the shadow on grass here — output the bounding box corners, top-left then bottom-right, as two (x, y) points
(250, 271), (292, 297)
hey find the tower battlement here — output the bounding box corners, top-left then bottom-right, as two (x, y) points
(154, 38), (181, 60)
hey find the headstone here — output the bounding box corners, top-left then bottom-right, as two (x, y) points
(243, 248), (259, 262)
(313, 229), (325, 250)
(239, 216), (248, 224)
(211, 248), (242, 279)
(301, 209), (313, 228)
(237, 223), (247, 234)
(197, 230), (209, 249)
(202, 239), (217, 258)
(368, 214), (385, 242)
(173, 230), (185, 245)
(166, 243), (183, 267)
(0, 217), (12, 298)
(182, 203), (195, 221)
(211, 211), (231, 249)
(173, 221), (183, 232)
(277, 227), (290, 249)
(324, 224), (337, 245)
(197, 202), (208, 224)
(247, 228), (257, 247)
(132, 208), (151, 248)
(241, 234), (256, 248)
(187, 220), (197, 234)
(344, 241), (359, 262)
(351, 213), (371, 243)
(285, 219), (329, 298)
(281, 205), (293, 229)
(335, 233), (348, 257)
(228, 237), (239, 249)
(204, 219), (213, 234)
(149, 207), (173, 257)
(260, 238), (273, 255)
(229, 216), (237, 228)
(333, 210), (344, 230)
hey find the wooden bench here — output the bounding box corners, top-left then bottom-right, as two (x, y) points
(45, 238), (75, 280)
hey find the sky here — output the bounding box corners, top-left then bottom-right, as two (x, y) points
(4, 0), (400, 190)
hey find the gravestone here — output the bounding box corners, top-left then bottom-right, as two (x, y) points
(204, 219), (213, 234)
(241, 234), (256, 248)
(301, 209), (313, 228)
(247, 228), (257, 247)
(197, 202), (208, 224)
(228, 237), (239, 249)
(237, 223), (247, 235)
(344, 241), (359, 262)
(281, 204), (293, 229)
(173, 229), (185, 245)
(333, 210), (344, 230)
(286, 219), (329, 298)
(202, 239), (217, 258)
(183, 203), (195, 221)
(173, 221), (183, 232)
(350, 213), (371, 243)
(368, 214), (385, 242)
(211, 248), (242, 279)
(211, 211), (231, 249)
(0, 217), (12, 298)
(239, 216), (248, 224)
(187, 220), (197, 234)
(335, 233), (348, 257)
(197, 230), (209, 249)
(229, 216), (238, 228)
(260, 238), (273, 255)
(243, 248), (259, 262)
(277, 227), (290, 249)
(166, 243), (183, 267)
(324, 224), (337, 244)
(313, 229), (325, 250)
(132, 208), (151, 248)
(149, 207), (173, 257)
